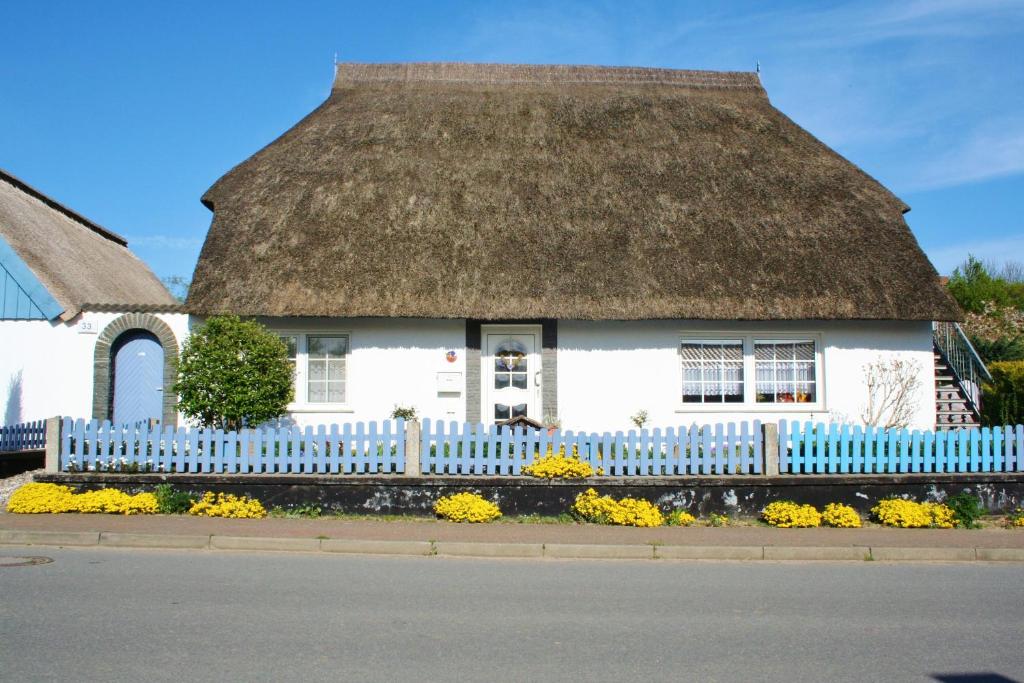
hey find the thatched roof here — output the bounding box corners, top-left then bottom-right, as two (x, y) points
(0, 169), (176, 320)
(190, 62), (960, 321)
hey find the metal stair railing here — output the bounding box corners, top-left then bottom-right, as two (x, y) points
(932, 321), (992, 419)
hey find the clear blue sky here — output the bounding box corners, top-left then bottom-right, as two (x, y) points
(2, 1), (1021, 282)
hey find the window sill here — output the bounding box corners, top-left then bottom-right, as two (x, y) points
(286, 404), (354, 413)
(675, 403), (824, 413)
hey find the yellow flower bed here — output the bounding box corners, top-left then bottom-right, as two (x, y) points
(871, 499), (954, 528)
(572, 488), (664, 527)
(6, 483), (157, 515)
(1008, 508), (1024, 528)
(666, 509), (696, 526)
(761, 501), (822, 528)
(188, 492), (267, 519)
(433, 492), (502, 523)
(523, 453), (594, 479)
(821, 503), (862, 528)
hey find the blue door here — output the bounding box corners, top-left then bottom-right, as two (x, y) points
(112, 330), (164, 425)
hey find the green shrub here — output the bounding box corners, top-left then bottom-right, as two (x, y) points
(982, 360), (1024, 426)
(947, 257), (1024, 314)
(970, 335), (1024, 363)
(154, 484), (193, 514)
(946, 492), (985, 529)
(174, 315), (294, 430)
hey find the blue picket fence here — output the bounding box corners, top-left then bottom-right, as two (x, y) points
(59, 418), (405, 474)
(420, 419), (763, 475)
(0, 419), (46, 452)
(779, 422), (1024, 474)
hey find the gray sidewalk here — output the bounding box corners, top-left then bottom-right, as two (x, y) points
(2, 512), (1023, 561)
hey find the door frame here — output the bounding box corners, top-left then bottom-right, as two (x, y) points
(480, 324), (543, 424)
(93, 312), (179, 426)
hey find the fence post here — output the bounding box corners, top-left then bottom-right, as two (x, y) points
(405, 419), (421, 476)
(44, 416), (61, 472)
(762, 423), (779, 476)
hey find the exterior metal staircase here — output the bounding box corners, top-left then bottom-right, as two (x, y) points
(933, 321), (991, 429)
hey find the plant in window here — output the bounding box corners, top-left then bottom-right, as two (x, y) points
(174, 315), (294, 430)
(859, 357), (922, 429)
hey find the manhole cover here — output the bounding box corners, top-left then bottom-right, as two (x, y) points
(0, 556), (53, 567)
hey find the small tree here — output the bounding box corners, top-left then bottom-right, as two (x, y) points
(175, 315), (294, 430)
(860, 357), (922, 429)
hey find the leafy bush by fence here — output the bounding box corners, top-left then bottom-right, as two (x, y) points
(983, 361), (1024, 426)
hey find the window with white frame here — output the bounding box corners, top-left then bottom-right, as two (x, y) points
(680, 336), (820, 407)
(680, 340), (745, 403)
(274, 333), (349, 406)
(754, 340), (816, 404)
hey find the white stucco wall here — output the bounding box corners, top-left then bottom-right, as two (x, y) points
(556, 320), (937, 432)
(3, 313), (936, 433)
(260, 317), (467, 428)
(0, 310), (190, 424)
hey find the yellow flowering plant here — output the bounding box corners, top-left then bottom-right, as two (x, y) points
(523, 451), (594, 479)
(6, 483), (157, 515)
(665, 509), (696, 527)
(871, 499), (955, 528)
(433, 492), (502, 523)
(572, 488), (664, 527)
(821, 503), (862, 528)
(1006, 508), (1024, 528)
(761, 501), (822, 528)
(187, 492), (267, 519)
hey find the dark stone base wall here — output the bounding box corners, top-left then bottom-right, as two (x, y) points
(36, 473), (1024, 517)
(1, 451), (43, 477)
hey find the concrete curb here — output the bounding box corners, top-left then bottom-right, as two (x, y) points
(544, 543), (654, 559)
(320, 539), (433, 556)
(657, 545), (764, 560)
(435, 541), (544, 558)
(2, 530), (1023, 562)
(210, 536), (321, 553)
(100, 532), (210, 549)
(0, 529), (100, 546)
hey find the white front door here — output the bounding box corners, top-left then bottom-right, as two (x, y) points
(483, 327), (541, 424)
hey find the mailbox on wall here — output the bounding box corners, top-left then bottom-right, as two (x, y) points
(436, 372), (463, 394)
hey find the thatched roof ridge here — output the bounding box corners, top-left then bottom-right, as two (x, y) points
(332, 62), (766, 90)
(0, 168), (176, 320)
(190, 62), (960, 321)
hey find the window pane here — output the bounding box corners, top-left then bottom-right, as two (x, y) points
(681, 340), (744, 404)
(512, 404), (527, 418)
(327, 382), (345, 403)
(308, 360), (326, 381)
(494, 374), (510, 390)
(794, 342), (814, 361)
(511, 373), (527, 389)
(327, 359), (345, 380)
(494, 404), (510, 420)
(309, 335), (348, 358)
(306, 335), (348, 403)
(755, 340), (817, 404)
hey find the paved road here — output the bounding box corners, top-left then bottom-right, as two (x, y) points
(1, 548), (1022, 682)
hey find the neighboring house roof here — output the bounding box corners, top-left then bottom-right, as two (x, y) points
(189, 62), (961, 322)
(0, 168), (176, 321)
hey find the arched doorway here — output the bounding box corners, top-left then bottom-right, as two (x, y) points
(92, 312), (179, 426)
(110, 330), (164, 425)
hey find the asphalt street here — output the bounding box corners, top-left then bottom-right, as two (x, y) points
(1, 547), (1022, 682)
